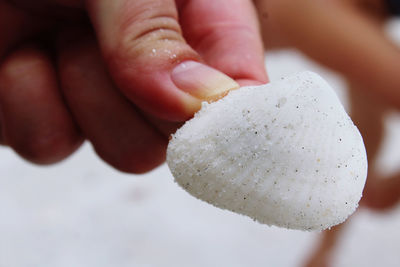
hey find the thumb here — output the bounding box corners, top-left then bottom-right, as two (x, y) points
(85, 0), (239, 121)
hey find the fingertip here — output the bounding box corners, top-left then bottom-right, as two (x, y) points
(180, 0), (268, 86)
(87, 0), (211, 121)
(112, 63), (203, 121)
(94, 144), (167, 174)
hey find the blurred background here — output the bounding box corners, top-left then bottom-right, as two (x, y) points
(1, 10), (400, 267)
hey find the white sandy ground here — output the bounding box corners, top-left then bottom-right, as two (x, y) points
(1, 19), (400, 267)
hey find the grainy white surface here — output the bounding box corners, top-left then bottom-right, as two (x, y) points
(167, 72), (367, 231)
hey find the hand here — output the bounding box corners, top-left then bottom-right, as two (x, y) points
(257, 0), (400, 107)
(0, 0), (268, 172)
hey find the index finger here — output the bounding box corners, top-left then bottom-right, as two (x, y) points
(178, 0), (268, 85)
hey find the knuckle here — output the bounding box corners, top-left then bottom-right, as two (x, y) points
(125, 15), (182, 42)
(112, 14), (185, 63)
(0, 51), (45, 84)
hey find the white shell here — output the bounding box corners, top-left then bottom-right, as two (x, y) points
(167, 71), (367, 231)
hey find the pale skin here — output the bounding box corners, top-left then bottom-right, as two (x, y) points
(0, 0), (268, 172)
(254, 0), (400, 266)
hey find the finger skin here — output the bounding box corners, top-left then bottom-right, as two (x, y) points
(349, 82), (400, 211)
(179, 0), (268, 83)
(0, 47), (83, 164)
(0, 1), (54, 59)
(7, 0), (84, 8)
(86, 0), (202, 121)
(58, 36), (168, 173)
(138, 111), (183, 138)
(0, 120), (4, 145)
(260, 0), (400, 107)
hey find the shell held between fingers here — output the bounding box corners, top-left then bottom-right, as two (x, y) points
(167, 71), (368, 231)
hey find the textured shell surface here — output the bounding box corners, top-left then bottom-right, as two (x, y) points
(167, 71), (367, 231)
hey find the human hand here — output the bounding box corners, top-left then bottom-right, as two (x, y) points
(0, 0), (268, 172)
(256, 0), (400, 107)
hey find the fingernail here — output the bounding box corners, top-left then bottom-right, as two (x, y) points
(171, 61), (239, 101)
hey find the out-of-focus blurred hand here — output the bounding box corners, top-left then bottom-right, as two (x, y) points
(256, 0), (400, 107)
(0, 0), (268, 172)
